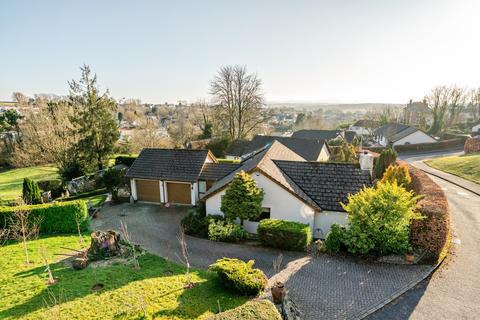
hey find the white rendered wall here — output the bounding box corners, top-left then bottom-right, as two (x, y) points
(313, 211), (348, 239)
(393, 130), (436, 146)
(206, 171), (316, 233)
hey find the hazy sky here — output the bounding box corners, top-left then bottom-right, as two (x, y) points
(1, 0), (479, 104)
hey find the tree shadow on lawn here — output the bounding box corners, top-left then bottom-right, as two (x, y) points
(1, 253), (247, 319)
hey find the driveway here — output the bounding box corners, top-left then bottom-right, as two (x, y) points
(368, 151), (480, 319)
(92, 203), (433, 320)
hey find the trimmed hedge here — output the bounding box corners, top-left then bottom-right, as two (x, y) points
(208, 300), (281, 320)
(0, 200), (88, 233)
(408, 164), (451, 262)
(181, 211), (223, 238)
(209, 258), (267, 296)
(394, 138), (466, 153)
(208, 219), (248, 243)
(464, 137), (480, 154)
(257, 219), (312, 251)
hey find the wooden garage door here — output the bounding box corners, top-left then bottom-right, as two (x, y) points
(166, 182), (191, 204)
(136, 179), (160, 202)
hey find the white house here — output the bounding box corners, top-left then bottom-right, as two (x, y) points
(203, 141), (372, 238)
(373, 123), (436, 147)
(349, 120), (379, 136)
(472, 123), (480, 134)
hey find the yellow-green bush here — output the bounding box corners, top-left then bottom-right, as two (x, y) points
(381, 163), (412, 187)
(209, 258), (267, 296)
(208, 300), (281, 320)
(257, 219), (312, 251)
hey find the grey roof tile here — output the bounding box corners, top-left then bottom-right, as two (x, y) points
(125, 148), (209, 182)
(199, 163), (241, 181)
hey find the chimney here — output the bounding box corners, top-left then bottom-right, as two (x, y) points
(359, 151), (374, 176)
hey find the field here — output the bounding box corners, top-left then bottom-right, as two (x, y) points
(0, 166), (59, 203)
(424, 153), (480, 184)
(0, 235), (248, 319)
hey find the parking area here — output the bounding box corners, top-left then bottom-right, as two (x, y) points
(92, 203), (434, 319)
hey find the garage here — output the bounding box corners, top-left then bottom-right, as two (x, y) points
(135, 179), (160, 203)
(166, 182), (191, 204)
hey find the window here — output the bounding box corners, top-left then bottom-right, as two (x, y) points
(250, 207), (271, 222)
(198, 181), (207, 194)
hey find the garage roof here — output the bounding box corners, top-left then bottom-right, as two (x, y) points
(125, 148), (211, 182)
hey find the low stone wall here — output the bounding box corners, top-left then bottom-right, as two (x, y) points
(408, 164), (451, 263)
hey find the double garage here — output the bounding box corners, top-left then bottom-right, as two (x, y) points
(134, 179), (193, 205)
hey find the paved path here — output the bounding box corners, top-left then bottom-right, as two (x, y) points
(369, 152), (480, 319)
(92, 204), (432, 320)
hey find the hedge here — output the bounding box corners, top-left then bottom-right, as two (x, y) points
(464, 137), (480, 154)
(257, 219), (312, 251)
(394, 138), (466, 153)
(209, 258), (267, 296)
(114, 155), (137, 167)
(207, 300), (281, 320)
(0, 200), (88, 233)
(408, 164), (451, 263)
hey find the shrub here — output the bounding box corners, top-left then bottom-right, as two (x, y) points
(221, 171), (264, 224)
(340, 182), (422, 255)
(100, 168), (127, 202)
(380, 163), (412, 187)
(464, 137), (480, 154)
(325, 224), (346, 253)
(181, 210), (210, 238)
(374, 148), (398, 179)
(22, 178), (42, 204)
(209, 258), (267, 296)
(114, 155), (137, 167)
(0, 200), (88, 233)
(37, 179), (64, 198)
(257, 219), (312, 251)
(408, 165), (451, 262)
(208, 300), (281, 320)
(208, 219), (248, 243)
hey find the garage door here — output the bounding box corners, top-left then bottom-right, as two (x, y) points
(166, 182), (191, 204)
(136, 179), (160, 203)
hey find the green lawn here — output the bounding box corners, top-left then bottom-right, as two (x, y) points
(0, 235), (248, 320)
(0, 166), (59, 203)
(424, 153), (480, 184)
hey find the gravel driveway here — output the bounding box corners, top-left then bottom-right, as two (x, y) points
(92, 203), (434, 319)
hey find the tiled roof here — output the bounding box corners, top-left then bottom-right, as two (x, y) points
(342, 131), (357, 143)
(125, 148), (210, 182)
(390, 126), (419, 142)
(352, 120), (379, 128)
(243, 135), (327, 161)
(374, 123), (410, 140)
(203, 141), (320, 210)
(291, 129), (342, 141)
(274, 160), (372, 211)
(225, 140), (250, 156)
(199, 163), (241, 181)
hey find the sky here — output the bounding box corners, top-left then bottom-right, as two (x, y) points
(1, 0), (479, 104)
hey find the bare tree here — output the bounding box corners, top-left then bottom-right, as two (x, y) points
(210, 65), (267, 140)
(176, 226), (192, 288)
(468, 88), (480, 122)
(272, 253), (283, 274)
(131, 118), (172, 152)
(446, 86), (467, 126)
(120, 220), (140, 269)
(39, 246), (57, 285)
(426, 86), (450, 135)
(9, 208), (42, 264)
(74, 211), (85, 248)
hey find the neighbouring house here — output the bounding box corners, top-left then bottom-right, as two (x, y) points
(224, 140), (250, 160)
(403, 100), (432, 127)
(291, 129), (342, 142)
(373, 123), (436, 147)
(126, 149), (240, 205)
(341, 130), (357, 143)
(348, 120), (379, 136)
(472, 123), (480, 135)
(203, 141), (372, 238)
(241, 135), (330, 161)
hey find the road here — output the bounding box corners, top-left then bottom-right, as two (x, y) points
(369, 150), (480, 319)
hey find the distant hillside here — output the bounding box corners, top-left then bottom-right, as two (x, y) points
(267, 102), (405, 112)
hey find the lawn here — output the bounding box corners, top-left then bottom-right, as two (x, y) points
(424, 152), (480, 184)
(0, 166), (59, 203)
(0, 235), (248, 319)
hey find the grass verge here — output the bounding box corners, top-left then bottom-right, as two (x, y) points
(424, 152), (480, 184)
(0, 235), (248, 319)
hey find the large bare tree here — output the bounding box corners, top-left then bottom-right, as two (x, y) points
(468, 88), (480, 122)
(426, 86), (451, 135)
(446, 86), (467, 126)
(210, 65), (266, 140)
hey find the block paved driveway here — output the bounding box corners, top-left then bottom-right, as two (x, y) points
(92, 203), (433, 320)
